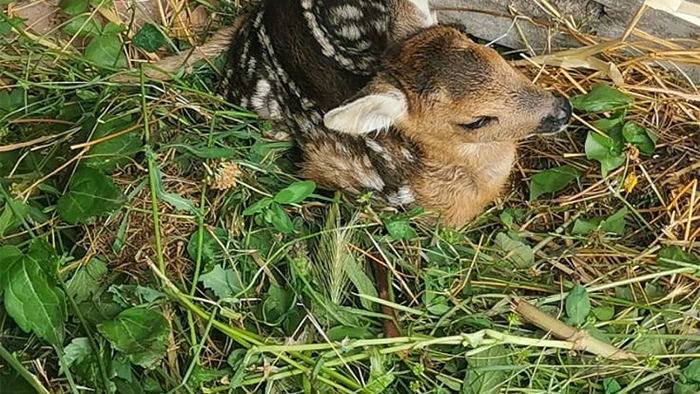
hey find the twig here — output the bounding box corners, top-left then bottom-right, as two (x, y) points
(512, 298), (637, 360)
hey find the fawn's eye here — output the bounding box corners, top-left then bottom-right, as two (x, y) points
(459, 117), (495, 131)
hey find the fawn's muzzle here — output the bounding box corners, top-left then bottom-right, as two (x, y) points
(536, 94), (572, 134)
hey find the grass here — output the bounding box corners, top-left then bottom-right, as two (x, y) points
(1, 0), (699, 393)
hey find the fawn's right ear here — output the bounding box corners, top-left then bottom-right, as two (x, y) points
(324, 89), (407, 135)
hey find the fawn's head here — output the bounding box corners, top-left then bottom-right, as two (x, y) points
(324, 25), (571, 151)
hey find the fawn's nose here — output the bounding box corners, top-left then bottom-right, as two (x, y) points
(536, 94), (572, 134)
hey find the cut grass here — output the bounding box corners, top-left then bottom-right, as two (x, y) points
(1, 0), (699, 393)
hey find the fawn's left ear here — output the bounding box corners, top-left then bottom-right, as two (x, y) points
(324, 88), (407, 135)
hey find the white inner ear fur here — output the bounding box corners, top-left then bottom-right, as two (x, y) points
(408, 0), (437, 25)
(324, 90), (407, 135)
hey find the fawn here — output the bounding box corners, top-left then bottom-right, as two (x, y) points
(216, 0), (572, 227)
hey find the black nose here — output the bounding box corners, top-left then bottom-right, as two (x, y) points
(537, 94), (572, 134)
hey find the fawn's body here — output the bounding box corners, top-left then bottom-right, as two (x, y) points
(223, 0), (571, 227)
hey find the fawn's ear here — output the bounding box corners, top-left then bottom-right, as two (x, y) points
(324, 88), (407, 135)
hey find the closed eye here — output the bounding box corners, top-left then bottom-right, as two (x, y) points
(459, 116), (496, 131)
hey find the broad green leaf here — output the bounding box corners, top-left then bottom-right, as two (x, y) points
(242, 197), (273, 216)
(4, 252), (67, 345)
(66, 259), (108, 303)
(61, 337), (92, 373)
(658, 246), (699, 268)
(631, 334), (666, 355)
(57, 166), (126, 224)
(592, 305), (615, 321)
(327, 326), (375, 341)
(97, 307), (169, 367)
(84, 116), (141, 170)
(682, 360), (700, 383)
(63, 15), (102, 37)
(384, 217), (417, 241)
(187, 227), (229, 266)
(199, 265), (243, 300)
(0, 87), (24, 113)
(84, 33), (127, 69)
(571, 84), (633, 112)
(260, 284), (294, 325)
(59, 0), (88, 15)
(529, 164), (579, 200)
(572, 207), (627, 236)
(0, 368), (36, 394)
(572, 217), (603, 235)
(585, 130), (625, 177)
(494, 232), (534, 268)
(601, 207), (627, 235)
(132, 24), (165, 52)
(266, 202), (294, 234)
(343, 258), (378, 310)
(0, 199), (46, 237)
(622, 122), (657, 156)
(603, 378), (622, 394)
(273, 181), (316, 204)
(0, 246), (23, 293)
(565, 285), (590, 326)
(424, 292), (450, 315)
(592, 110), (626, 132)
(462, 345), (509, 394)
(0, 17), (23, 36)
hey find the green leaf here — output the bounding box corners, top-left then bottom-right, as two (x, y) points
(63, 15), (102, 37)
(572, 207), (627, 236)
(592, 110), (626, 132)
(97, 307), (169, 367)
(462, 345), (509, 394)
(260, 284), (294, 325)
(0, 246), (23, 293)
(658, 246), (700, 268)
(343, 258), (378, 310)
(84, 33), (127, 69)
(570, 84), (633, 113)
(273, 181), (316, 204)
(0, 88), (24, 113)
(61, 337), (92, 373)
(4, 250), (67, 345)
(266, 202), (294, 234)
(585, 130), (625, 177)
(199, 265), (243, 300)
(367, 350), (395, 393)
(327, 326), (375, 341)
(622, 122), (657, 156)
(603, 378), (622, 394)
(601, 207), (627, 235)
(384, 217), (417, 241)
(145, 148), (198, 215)
(132, 24), (165, 52)
(682, 360), (700, 383)
(187, 227), (229, 266)
(0, 17), (23, 36)
(57, 166), (126, 224)
(493, 232), (534, 268)
(425, 292), (450, 315)
(59, 0), (89, 15)
(565, 285), (590, 326)
(65, 259), (108, 303)
(84, 116), (141, 170)
(592, 305), (615, 321)
(572, 217), (603, 235)
(242, 197), (273, 216)
(529, 165), (580, 200)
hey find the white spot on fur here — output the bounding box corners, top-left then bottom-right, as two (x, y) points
(331, 5), (363, 20)
(365, 139), (393, 163)
(387, 186), (415, 205)
(338, 25), (362, 40)
(401, 148), (415, 161)
(251, 79), (271, 109)
(361, 172), (385, 191)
